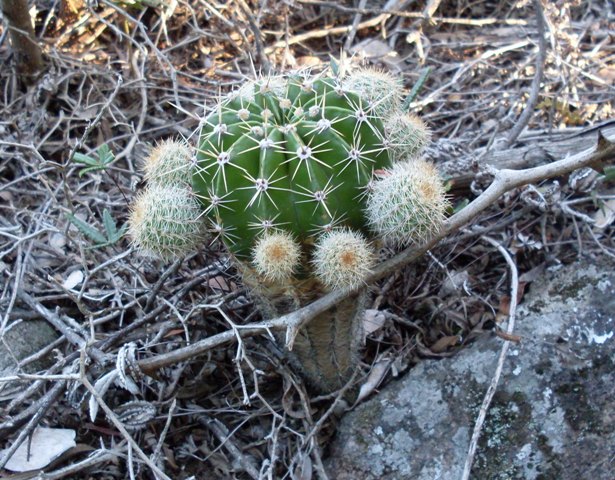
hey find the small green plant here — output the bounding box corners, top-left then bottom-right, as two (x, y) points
(603, 166), (615, 182)
(73, 144), (115, 177)
(69, 144), (127, 249)
(402, 66), (431, 109)
(128, 63), (448, 392)
(67, 209), (127, 248)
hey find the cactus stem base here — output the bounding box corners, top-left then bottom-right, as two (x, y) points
(240, 265), (365, 394)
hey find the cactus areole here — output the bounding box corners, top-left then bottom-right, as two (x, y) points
(193, 72), (393, 259)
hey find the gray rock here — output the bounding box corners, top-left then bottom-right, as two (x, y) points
(0, 319), (59, 374)
(327, 260), (615, 480)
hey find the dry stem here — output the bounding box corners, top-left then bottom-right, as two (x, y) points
(461, 235), (519, 480)
(137, 131), (615, 375)
(1, 0), (44, 79)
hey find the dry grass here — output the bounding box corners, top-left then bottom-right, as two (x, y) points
(1, 0), (614, 478)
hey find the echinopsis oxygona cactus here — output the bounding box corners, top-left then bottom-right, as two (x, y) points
(129, 65), (448, 392)
(195, 71), (390, 261)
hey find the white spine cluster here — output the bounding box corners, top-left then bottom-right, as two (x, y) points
(312, 229), (374, 291)
(252, 231), (301, 282)
(385, 112), (431, 161)
(230, 75), (288, 103)
(342, 67), (404, 117)
(366, 159), (448, 246)
(142, 139), (193, 186)
(129, 185), (203, 259)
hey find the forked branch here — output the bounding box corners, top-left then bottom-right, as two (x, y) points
(137, 131), (615, 376)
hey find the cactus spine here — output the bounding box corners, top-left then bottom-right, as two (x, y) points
(128, 65), (447, 393)
(129, 139), (206, 259)
(193, 70), (392, 258)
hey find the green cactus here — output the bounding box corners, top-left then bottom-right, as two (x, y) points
(192, 70), (393, 258)
(129, 65), (447, 393)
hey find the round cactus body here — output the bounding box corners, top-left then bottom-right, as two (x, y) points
(193, 71), (394, 259)
(129, 184), (204, 259)
(385, 112), (431, 161)
(312, 229), (374, 291)
(366, 159), (449, 246)
(143, 139), (193, 186)
(341, 68), (403, 117)
(252, 230), (301, 282)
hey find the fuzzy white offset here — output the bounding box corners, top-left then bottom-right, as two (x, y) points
(367, 159), (449, 246)
(129, 185), (204, 259)
(312, 229), (374, 291)
(252, 230), (301, 282)
(142, 139), (193, 186)
(385, 112), (432, 161)
(341, 67), (404, 116)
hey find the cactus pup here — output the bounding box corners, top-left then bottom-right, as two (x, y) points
(129, 65), (448, 393)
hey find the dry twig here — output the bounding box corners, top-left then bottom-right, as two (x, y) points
(504, 0), (548, 147)
(461, 235), (519, 480)
(137, 132), (615, 374)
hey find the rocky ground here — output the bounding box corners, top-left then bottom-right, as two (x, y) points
(327, 259), (615, 479)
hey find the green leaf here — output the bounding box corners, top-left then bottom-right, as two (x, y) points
(73, 152), (99, 166)
(77, 166), (103, 177)
(66, 213), (107, 244)
(114, 223), (128, 242)
(74, 144), (115, 177)
(452, 198), (469, 214)
(603, 166), (615, 182)
(102, 209), (118, 238)
(403, 67), (431, 109)
(97, 144), (115, 166)
(329, 56), (340, 77)
(67, 210), (127, 248)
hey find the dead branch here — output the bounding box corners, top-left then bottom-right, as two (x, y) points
(462, 235), (519, 479)
(264, 0), (411, 53)
(504, 0), (547, 147)
(1, 0), (44, 80)
(79, 350), (173, 480)
(198, 415), (260, 480)
(17, 290), (111, 366)
(444, 124), (615, 191)
(136, 130), (615, 376)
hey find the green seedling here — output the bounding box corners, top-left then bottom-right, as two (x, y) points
(73, 144), (115, 177)
(67, 209), (127, 249)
